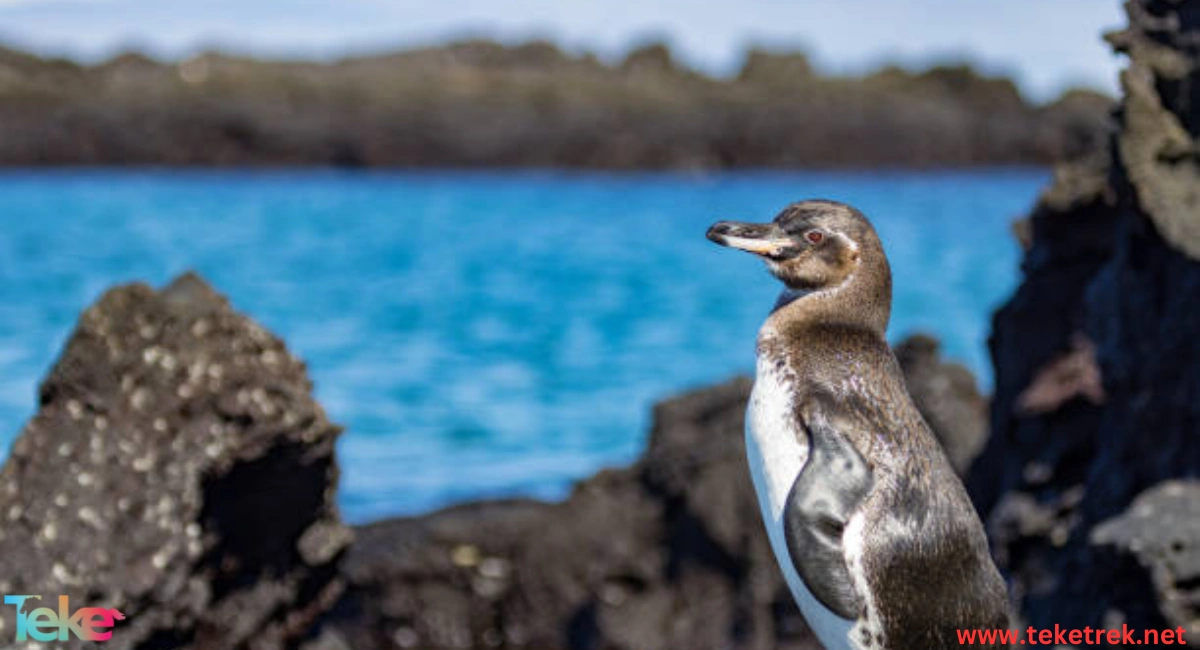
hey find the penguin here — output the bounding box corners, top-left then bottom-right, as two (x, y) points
(706, 200), (1009, 650)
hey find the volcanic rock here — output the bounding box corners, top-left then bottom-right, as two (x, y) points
(0, 273), (350, 650)
(968, 0), (1200, 637)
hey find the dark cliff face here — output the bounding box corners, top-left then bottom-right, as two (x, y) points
(968, 0), (1200, 633)
(0, 41), (1108, 169)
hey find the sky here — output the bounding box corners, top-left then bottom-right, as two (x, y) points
(0, 0), (1126, 101)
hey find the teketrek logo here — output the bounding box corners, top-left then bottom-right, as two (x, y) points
(3, 595), (125, 642)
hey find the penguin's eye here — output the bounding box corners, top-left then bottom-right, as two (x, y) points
(805, 230), (824, 244)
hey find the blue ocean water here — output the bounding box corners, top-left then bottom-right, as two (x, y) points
(0, 169), (1040, 523)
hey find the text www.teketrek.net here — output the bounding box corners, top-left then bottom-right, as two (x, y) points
(957, 625), (1189, 646)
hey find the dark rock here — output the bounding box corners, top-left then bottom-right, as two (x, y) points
(968, 0), (1200, 637)
(894, 333), (989, 475)
(317, 334), (986, 650)
(0, 273), (349, 649)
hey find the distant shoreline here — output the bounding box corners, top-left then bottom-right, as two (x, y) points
(0, 39), (1112, 169)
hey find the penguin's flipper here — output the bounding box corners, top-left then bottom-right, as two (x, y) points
(783, 409), (875, 620)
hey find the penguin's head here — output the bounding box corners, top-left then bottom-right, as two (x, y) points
(706, 199), (883, 293)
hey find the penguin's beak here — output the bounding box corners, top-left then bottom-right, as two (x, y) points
(706, 220), (796, 258)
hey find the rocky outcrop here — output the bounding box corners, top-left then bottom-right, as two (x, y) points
(0, 41), (1109, 169)
(0, 273), (350, 649)
(967, 0), (1200, 637)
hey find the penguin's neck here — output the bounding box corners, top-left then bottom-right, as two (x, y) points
(761, 255), (891, 344)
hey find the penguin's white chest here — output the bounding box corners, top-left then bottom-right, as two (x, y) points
(745, 360), (861, 650)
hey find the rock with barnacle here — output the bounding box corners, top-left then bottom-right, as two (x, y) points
(0, 272), (350, 649)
